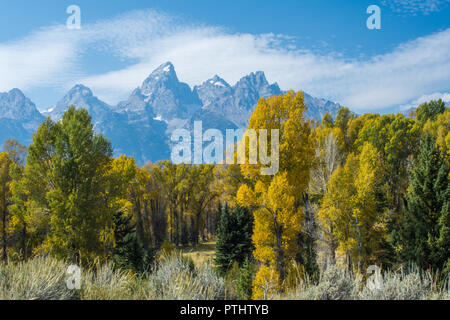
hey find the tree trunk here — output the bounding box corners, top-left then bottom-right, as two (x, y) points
(134, 197), (147, 250)
(274, 222), (285, 281)
(21, 223), (26, 260)
(2, 208), (7, 263)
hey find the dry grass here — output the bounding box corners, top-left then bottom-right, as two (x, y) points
(181, 241), (216, 266)
(2, 254), (449, 300)
(0, 253), (225, 300)
(276, 264), (450, 300)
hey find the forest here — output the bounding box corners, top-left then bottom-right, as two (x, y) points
(0, 90), (449, 300)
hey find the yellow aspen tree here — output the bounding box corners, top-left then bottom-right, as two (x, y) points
(251, 265), (280, 300)
(237, 172), (302, 290)
(108, 155), (138, 214)
(317, 154), (358, 268)
(241, 90), (314, 195)
(424, 109), (450, 160)
(318, 142), (387, 269)
(309, 126), (345, 197)
(0, 152), (12, 263)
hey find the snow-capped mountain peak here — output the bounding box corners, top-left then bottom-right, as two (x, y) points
(140, 62), (178, 94)
(118, 62), (202, 121)
(0, 63), (343, 163)
(207, 75), (231, 88)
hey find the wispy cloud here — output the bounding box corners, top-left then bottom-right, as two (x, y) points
(1, 10), (450, 113)
(381, 0), (450, 15)
(0, 25), (80, 90)
(399, 92), (450, 111)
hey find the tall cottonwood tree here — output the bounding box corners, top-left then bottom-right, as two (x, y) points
(241, 90), (314, 194)
(12, 107), (114, 264)
(186, 165), (217, 245)
(0, 152), (11, 263)
(237, 91), (314, 295)
(238, 173), (302, 282)
(318, 143), (388, 269)
(0, 140), (26, 263)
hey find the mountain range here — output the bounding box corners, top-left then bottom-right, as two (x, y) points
(0, 62), (342, 163)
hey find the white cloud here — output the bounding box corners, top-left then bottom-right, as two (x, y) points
(0, 25), (80, 90)
(1, 9), (450, 113)
(399, 92), (450, 111)
(381, 0), (450, 15)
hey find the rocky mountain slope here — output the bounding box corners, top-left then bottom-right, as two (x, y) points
(0, 62), (342, 163)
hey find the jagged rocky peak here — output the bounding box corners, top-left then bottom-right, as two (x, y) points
(0, 62), (345, 164)
(0, 88), (44, 144)
(234, 71), (276, 90)
(123, 61), (202, 120)
(205, 75), (231, 88)
(236, 71), (281, 96)
(237, 71), (266, 85)
(196, 75), (231, 91)
(140, 61), (178, 94)
(49, 84), (113, 121)
(194, 75), (232, 106)
(303, 92), (341, 120)
(231, 71), (281, 113)
(0, 88), (42, 121)
(3, 88), (26, 101)
(65, 84), (94, 98)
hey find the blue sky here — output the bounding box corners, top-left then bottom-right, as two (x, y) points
(0, 0), (449, 113)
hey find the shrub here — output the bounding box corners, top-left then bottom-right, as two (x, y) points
(0, 256), (76, 300)
(278, 264), (450, 300)
(1, 256), (449, 300)
(276, 265), (359, 300)
(80, 262), (144, 300)
(147, 252), (225, 300)
(358, 266), (447, 300)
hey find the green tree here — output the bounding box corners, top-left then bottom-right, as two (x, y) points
(14, 107), (114, 264)
(437, 197), (450, 275)
(399, 134), (449, 270)
(334, 107), (354, 151)
(215, 204), (254, 273)
(354, 114), (420, 263)
(318, 143), (388, 269)
(0, 139), (26, 263)
(322, 112), (334, 129)
(111, 210), (153, 272)
(0, 152), (12, 263)
(186, 165), (217, 245)
(416, 99), (446, 126)
(236, 257), (256, 300)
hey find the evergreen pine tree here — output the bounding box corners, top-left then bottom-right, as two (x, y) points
(400, 134), (449, 270)
(236, 257), (256, 300)
(416, 99), (446, 126)
(111, 210), (154, 272)
(215, 204), (254, 274)
(437, 197), (450, 274)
